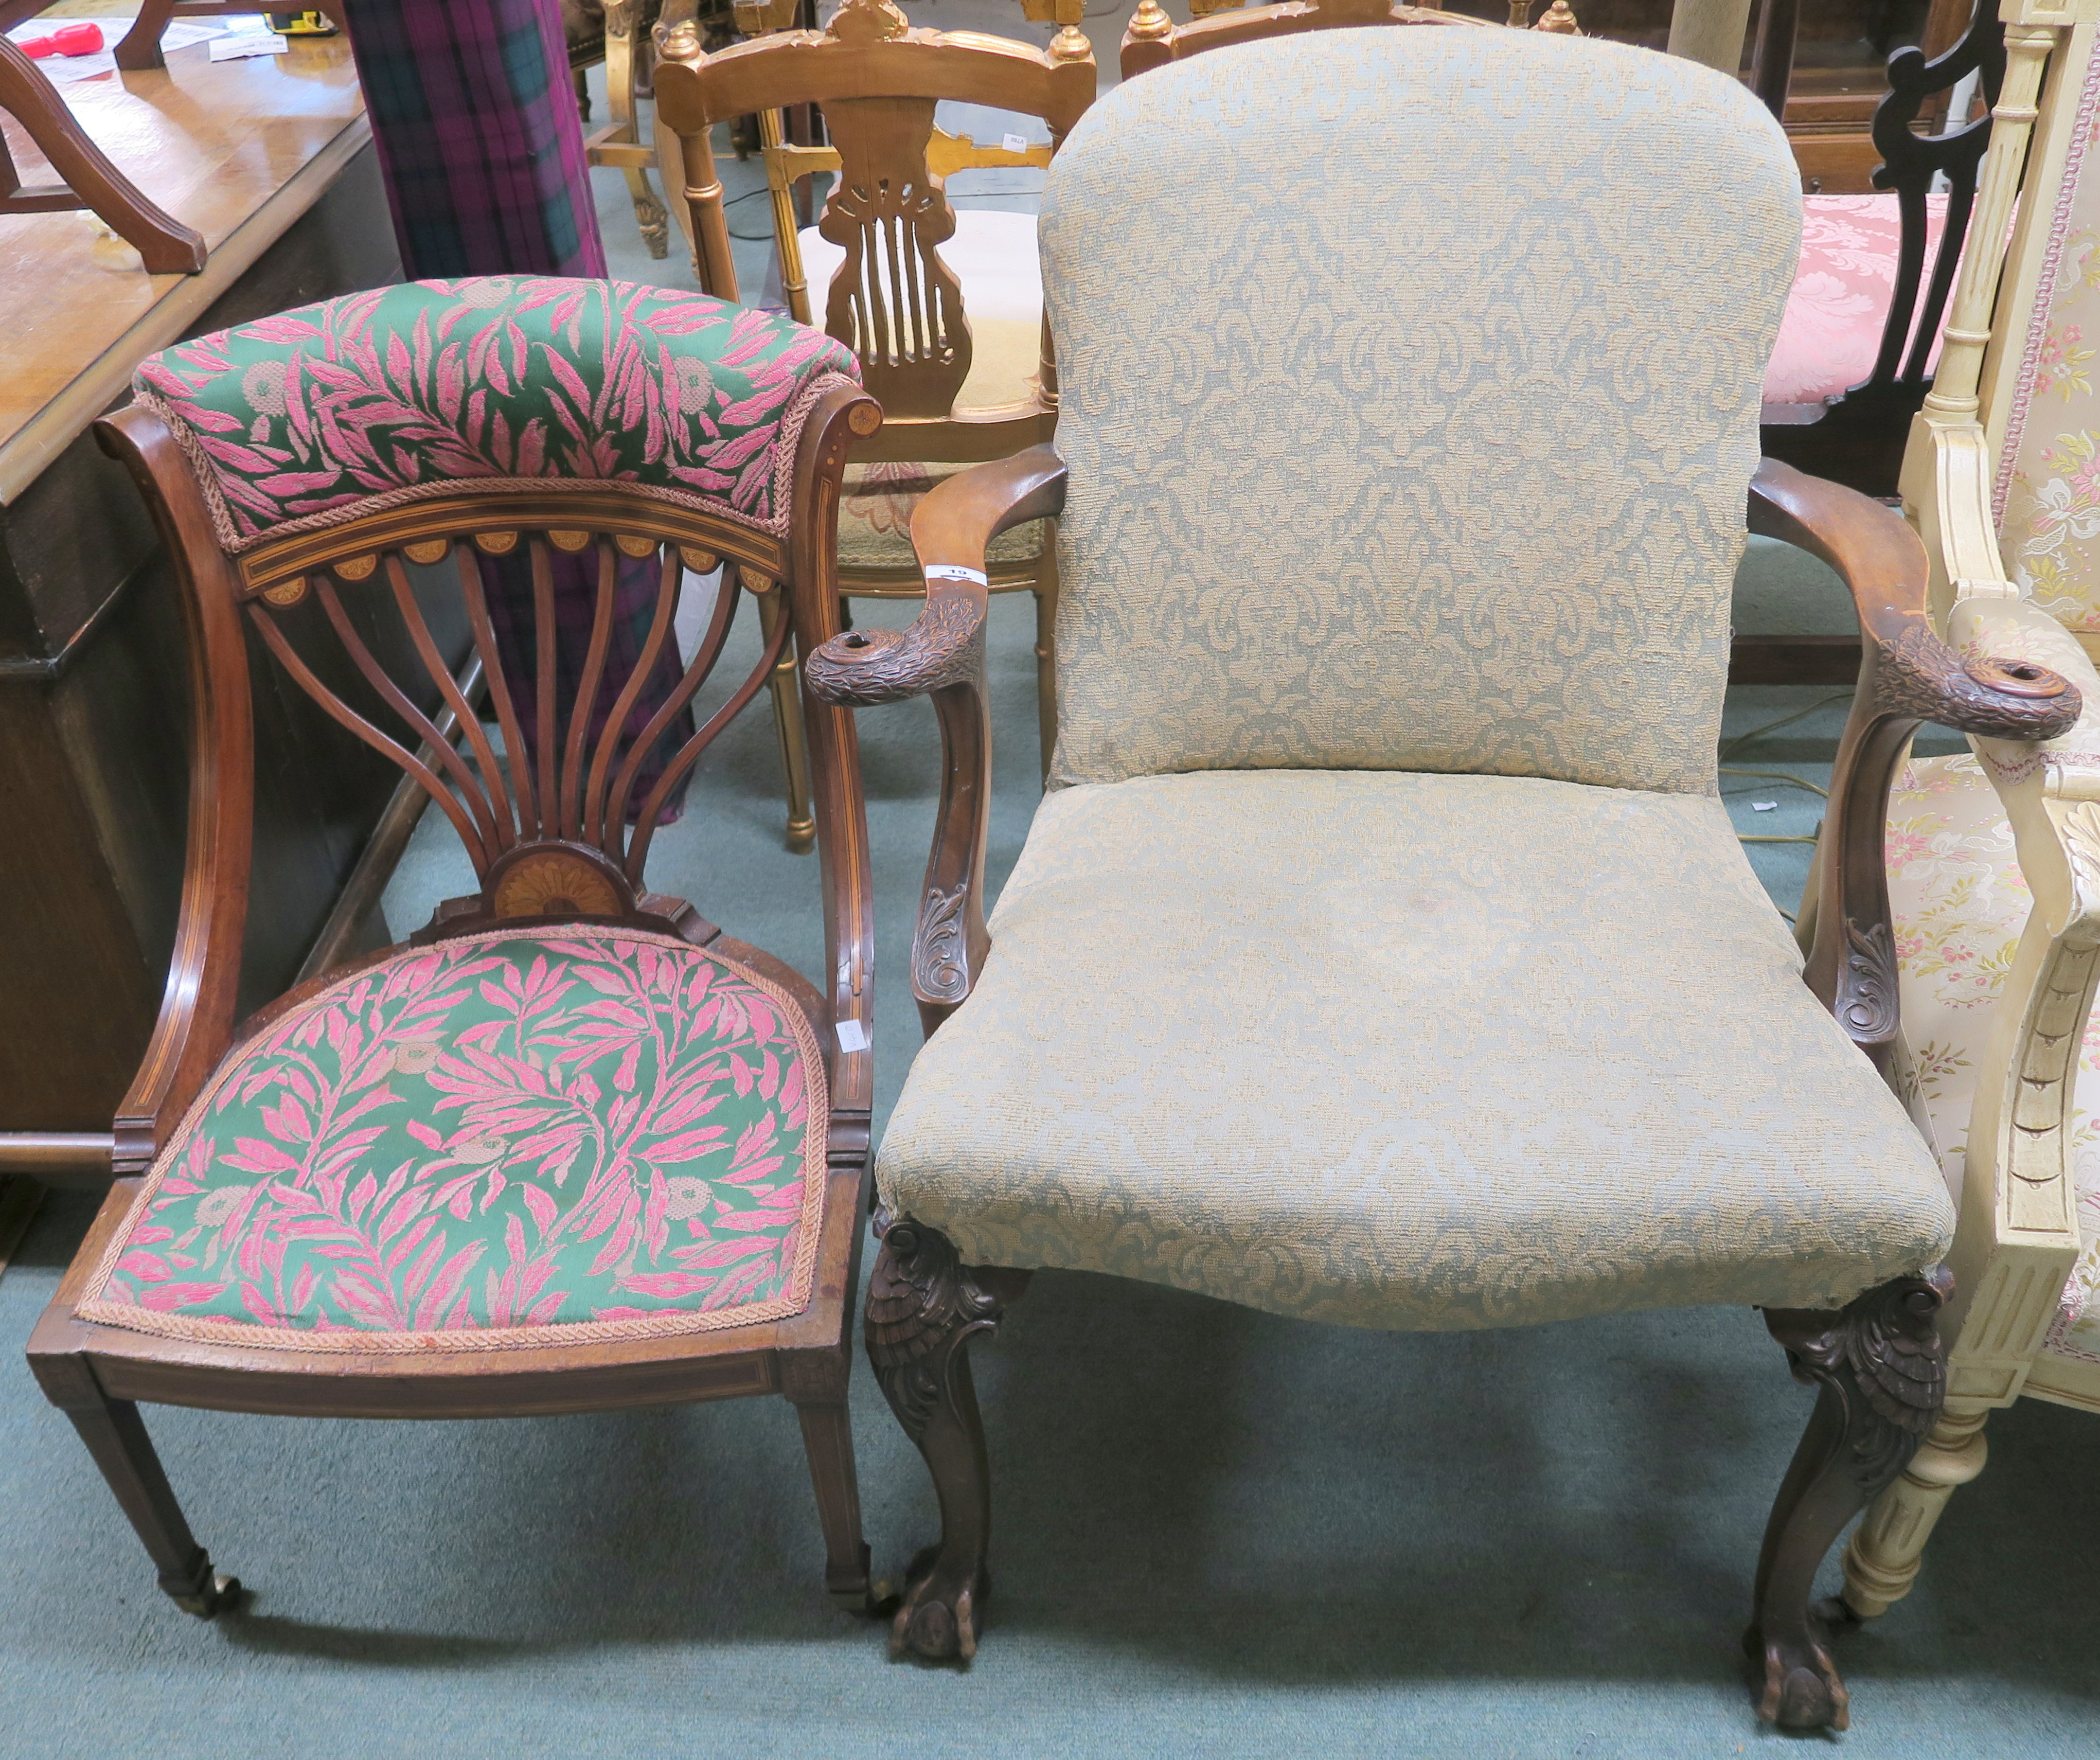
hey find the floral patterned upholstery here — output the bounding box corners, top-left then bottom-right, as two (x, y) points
(132, 277), (861, 553)
(75, 927), (827, 1352)
(1887, 753), (2100, 1365)
(1766, 194), (1950, 406)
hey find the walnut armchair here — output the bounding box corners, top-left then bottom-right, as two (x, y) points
(803, 29), (2082, 1729)
(26, 278), (888, 1621)
(652, 0), (1096, 850)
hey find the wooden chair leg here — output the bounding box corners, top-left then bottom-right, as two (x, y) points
(604, 1), (670, 259)
(863, 1217), (1028, 1662)
(1842, 1398), (1991, 1616)
(754, 580), (815, 854)
(58, 1376), (241, 1616)
(786, 1389), (875, 1612)
(1748, 1270), (1951, 1732)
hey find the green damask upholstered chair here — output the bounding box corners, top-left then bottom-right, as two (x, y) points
(799, 27), (2086, 1731)
(26, 277), (889, 1619)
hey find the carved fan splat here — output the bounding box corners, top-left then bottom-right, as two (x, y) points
(815, 94), (971, 421)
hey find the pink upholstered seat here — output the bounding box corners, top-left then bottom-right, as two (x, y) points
(1766, 193), (1951, 407)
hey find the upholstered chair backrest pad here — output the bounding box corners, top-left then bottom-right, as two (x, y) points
(1039, 29), (1801, 794)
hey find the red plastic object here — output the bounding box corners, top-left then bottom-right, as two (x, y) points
(50, 22), (102, 54)
(15, 33), (57, 57)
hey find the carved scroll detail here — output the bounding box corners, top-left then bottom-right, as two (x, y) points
(1877, 621), (2080, 740)
(805, 594), (985, 705)
(1837, 918), (1899, 1044)
(1769, 1273), (1950, 1495)
(914, 882), (970, 1002)
(864, 1217), (1009, 1444)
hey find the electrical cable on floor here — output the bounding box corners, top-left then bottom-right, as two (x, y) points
(1721, 691), (1852, 852)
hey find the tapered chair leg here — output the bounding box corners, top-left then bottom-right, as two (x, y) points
(56, 1374), (240, 1616)
(864, 1217), (1027, 1662)
(1842, 1398), (1991, 1615)
(754, 578), (816, 854)
(1748, 1270), (1951, 1731)
(780, 1353), (875, 1613)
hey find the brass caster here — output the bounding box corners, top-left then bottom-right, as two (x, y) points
(169, 1570), (244, 1619)
(786, 816), (816, 855)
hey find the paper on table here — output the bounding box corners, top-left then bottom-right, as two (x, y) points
(5, 15), (249, 83)
(208, 30), (288, 61)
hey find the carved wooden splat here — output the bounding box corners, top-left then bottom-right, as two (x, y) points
(815, 94), (971, 421)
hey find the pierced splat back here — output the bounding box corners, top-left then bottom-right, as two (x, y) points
(815, 96), (970, 420)
(652, 0), (1095, 462)
(246, 519), (787, 941)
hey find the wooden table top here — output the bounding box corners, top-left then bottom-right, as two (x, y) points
(0, 29), (369, 501)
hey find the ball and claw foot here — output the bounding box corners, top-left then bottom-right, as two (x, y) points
(168, 1567), (244, 1619)
(1747, 1598), (1863, 1732)
(889, 1544), (986, 1664)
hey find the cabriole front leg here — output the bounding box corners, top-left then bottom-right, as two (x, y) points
(863, 1214), (1027, 1662)
(1748, 1269), (1951, 1731)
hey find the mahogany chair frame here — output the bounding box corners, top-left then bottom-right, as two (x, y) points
(801, 442), (2079, 1727)
(653, 0), (1096, 843)
(25, 380), (892, 1620)
(1120, 0), (1494, 78)
(0, 31), (205, 272)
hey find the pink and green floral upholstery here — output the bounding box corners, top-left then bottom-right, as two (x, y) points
(132, 276), (861, 553)
(75, 926), (827, 1351)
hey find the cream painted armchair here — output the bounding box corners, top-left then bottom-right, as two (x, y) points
(1822, 0), (2100, 1621)
(805, 26), (2083, 1731)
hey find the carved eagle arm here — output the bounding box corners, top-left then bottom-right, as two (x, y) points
(1749, 459), (2079, 1071)
(805, 446), (1067, 1033)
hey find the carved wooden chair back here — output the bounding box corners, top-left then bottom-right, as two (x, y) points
(24, 277), (888, 1626)
(654, 0), (1095, 464)
(1756, 0), (2006, 503)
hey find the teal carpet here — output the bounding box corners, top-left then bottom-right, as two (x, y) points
(6, 33), (2097, 1753)
(5, 584), (2096, 1757)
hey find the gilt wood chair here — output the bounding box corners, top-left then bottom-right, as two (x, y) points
(653, 0), (1097, 849)
(802, 28), (2084, 1729)
(25, 277), (889, 1620)
(1790, 0), (2100, 1623)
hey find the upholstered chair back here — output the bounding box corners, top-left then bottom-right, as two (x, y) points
(1038, 28), (1802, 794)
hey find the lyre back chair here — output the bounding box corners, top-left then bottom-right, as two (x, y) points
(803, 26), (2084, 1729)
(26, 277), (890, 1620)
(653, 0), (1097, 834)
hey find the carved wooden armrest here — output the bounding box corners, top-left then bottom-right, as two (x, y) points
(1749, 460), (2080, 1070)
(804, 447), (1067, 1034)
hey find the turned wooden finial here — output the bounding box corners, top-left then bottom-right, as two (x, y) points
(1127, 0), (1173, 41)
(1533, 0), (1581, 31)
(1020, 0), (1092, 59)
(826, 0), (910, 43)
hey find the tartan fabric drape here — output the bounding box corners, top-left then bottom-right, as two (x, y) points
(340, 0), (692, 818)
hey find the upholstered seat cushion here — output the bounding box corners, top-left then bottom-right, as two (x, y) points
(877, 769), (1953, 1331)
(1766, 193), (1951, 406)
(1885, 753), (2100, 1365)
(841, 460), (1046, 576)
(75, 926), (827, 1351)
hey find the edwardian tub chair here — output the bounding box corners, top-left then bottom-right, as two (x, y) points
(652, 0), (1097, 847)
(25, 277), (888, 1619)
(1799, 0), (2100, 1623)
(802, 27), (2085, 1730)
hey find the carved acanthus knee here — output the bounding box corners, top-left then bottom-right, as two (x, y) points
(1842, 1399), (1989, 1616)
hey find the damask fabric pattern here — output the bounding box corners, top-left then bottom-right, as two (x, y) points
(877, 770), (1953, 1330)
(1885, 754), (2100, 1364)
(1996, 36), (2100, 628)
(75, 927), (827, 1352)
(133, 277), (862, 552)
(1037, 31), (1800, 796)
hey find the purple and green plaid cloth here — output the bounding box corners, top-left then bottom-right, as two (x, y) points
(341, 0), (692, 820)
